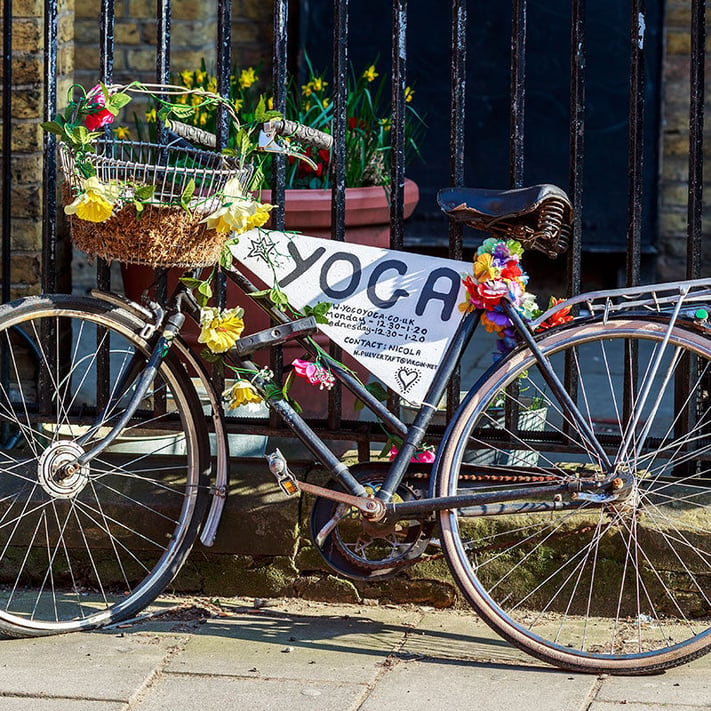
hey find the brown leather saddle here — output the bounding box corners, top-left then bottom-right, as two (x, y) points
(437, 184), (573, 256)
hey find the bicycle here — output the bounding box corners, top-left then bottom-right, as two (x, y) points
(0, 118), (710, 676)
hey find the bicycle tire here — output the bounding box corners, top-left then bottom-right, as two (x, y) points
(0, 294), (210, 636)
(435, 316), (711, 673)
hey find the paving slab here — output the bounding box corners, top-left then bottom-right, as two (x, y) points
(164, 600), (421, 683)
(0, 630), (184, 702)
(132, 674), (368, 711)
(0, 699), (123, 711)
(359, 658), (597, 711)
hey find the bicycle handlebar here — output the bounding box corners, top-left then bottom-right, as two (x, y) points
(165, 119), (333, 152)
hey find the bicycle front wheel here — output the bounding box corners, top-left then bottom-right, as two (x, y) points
(0, 295), (210, 636)
(436, 317), (711, 673)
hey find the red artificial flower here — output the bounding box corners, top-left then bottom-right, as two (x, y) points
(500, 261), (523, 280)
(538, 297), (573, 330)
(84, 108), (115, 131)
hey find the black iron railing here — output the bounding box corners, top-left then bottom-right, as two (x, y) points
(0, 0), (706, 441)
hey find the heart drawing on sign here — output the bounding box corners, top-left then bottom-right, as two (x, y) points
(396, 368), (420, 392)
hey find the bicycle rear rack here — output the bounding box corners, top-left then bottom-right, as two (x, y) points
(530, 277), (711, 329)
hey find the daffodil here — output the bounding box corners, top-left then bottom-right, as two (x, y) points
(405, 86), (415, 103)
(197, 306), (245, 353)
(179, 70), (193, 88)
(223, 380), (262, 409)
(362, 65), (378, 82)
(239, 67), (257, 89)
(202, 178), (273, 234)
(113, 125), (130, 140)
(64, 176), (120, 223)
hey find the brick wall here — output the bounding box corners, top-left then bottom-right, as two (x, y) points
(657, 1), (710, 280)
(74, 0), (273, 89)
(0, 0), (73, 297)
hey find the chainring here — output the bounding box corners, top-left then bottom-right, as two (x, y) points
(308, 463), (435, 580)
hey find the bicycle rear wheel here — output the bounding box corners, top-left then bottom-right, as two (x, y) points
(436, 317), (711, 673)
(0, 295), (210, 635)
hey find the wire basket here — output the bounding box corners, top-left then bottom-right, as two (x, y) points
(59, 138), (254, 268)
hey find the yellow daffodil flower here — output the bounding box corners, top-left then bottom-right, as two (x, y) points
(179, 70), (193, 88)
(146, 108), (157, 122)
(223, 380), (262, 409)
(196, 70), (207, 84)
(267, 96), (274, 110)
(405, 86), (415, 103)
(322, 98), (329, 108)
(207, 77), (218, 94)
(239, 68), (257, 89)
(301, 82), (313, 97)
(233, 97), (244, 112)
(64, 176), (120, 223)
(198, 306), (245, 353)
(311, 76), (327, 92)
(362, 65), (379, 82)
(113, 125), (130, 140)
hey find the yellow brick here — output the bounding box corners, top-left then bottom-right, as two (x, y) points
(10, 18), (43, 51)
(2, 218), (42, 251)
(115, 21), (141, 45)
(124, 47), (157, 72)
(10, 87), (42, 120)
(665, 4), (692, 28)
(666, 29), (691, 54)
(9, 122), (43, 152)
(74, 44), (100, 71)
(126, 0), (155, 20)
(170, 21), (217, 47)
(13, 0), (43, 17)
(171, 0), (215, 22)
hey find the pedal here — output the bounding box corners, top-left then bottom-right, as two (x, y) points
(266, 449), (299, 496)
(234, 316), (318, 357)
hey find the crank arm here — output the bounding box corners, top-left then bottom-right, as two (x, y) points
(296, 480), (385, 519)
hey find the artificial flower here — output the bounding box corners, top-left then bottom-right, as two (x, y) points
(197, 306), (245, 353)
(223, 380), (262, 409)
(538, 297), (574, 330)
(84, 108), (115, 131)
(64, 176), (120, 223)
(292, 358), (335, 390)
(389, 445), (436, 464)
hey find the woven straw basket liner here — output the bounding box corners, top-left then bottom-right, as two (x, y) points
(59, 139), (251, 268)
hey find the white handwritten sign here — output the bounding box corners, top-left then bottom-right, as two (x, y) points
(231, 230), (471, 404)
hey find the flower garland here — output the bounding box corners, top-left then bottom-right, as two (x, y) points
(459, 237), (572, 355)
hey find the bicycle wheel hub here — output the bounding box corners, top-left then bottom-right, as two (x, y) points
(38, 441), (89, 499)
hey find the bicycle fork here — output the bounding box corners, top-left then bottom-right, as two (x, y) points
(56, 309), (185, 481)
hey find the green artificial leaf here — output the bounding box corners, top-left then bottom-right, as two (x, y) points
(106, 92), (131, 114)
(168, 103), (196, 120)
(198, 280), (213, 299)
(178, 277), (205, 290)
(269, 288), (289, 307)
(254, 96), (267, 123)
(201, 349), (223, 364)
(133, 200), (144, 217)
(40, 121), (65, 137)
(134, 185), (156, 201)
(354, 380), (390, 413)
(219, 245), (233, 269)
(302, 301), (332, 325)
(248, 289), (270, 299)
(180, 179), (196, 207)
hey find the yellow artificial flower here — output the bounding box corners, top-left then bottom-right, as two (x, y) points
(198, 306), (245, 353)
(179, 70), (193, 88)
(405, 86), (415, 103)
(64, 176), (120, 223)
(473, 252), (499, 282)
(239, 67), (257, 89)
(202, 178), (274, 234)
(362, 64), (379, 82)
(223, 380), (262, 409)
(113, 125), (130, 140)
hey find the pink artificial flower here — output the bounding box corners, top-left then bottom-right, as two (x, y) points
(291, 358), (335, 390)
(389, 446), (436, 464)
(86, 84), (107, 107)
